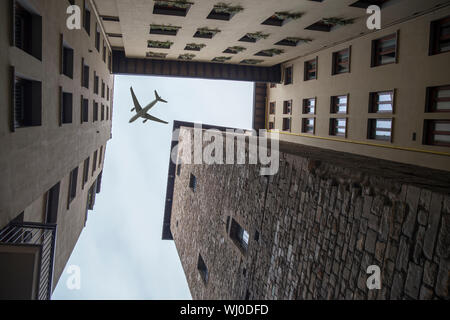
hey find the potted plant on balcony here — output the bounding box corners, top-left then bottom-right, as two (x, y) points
(146, 51), (168, 59)
(153, 0), (194, 17)
(322, 17), (355, 27)
(239, 31), (270, 43)
(148, 40), (174, 49)
(184, 43), (206, 51)
(194, 27), (221, 39)
(223, 46), (246, 54)
(275, 37), (312, 47)
(262, 11), (303, 26)
(150, 24), (182, 36)
(255, 48), (284, 57)
(240, 59), (263, 65)
(207, 2), (244, 21)
(212, 56), (232, 63)
(178, 53), (196, 60)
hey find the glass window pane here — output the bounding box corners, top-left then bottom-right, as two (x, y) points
(376, 130), (391, 137)
(376, 120), (392, 129)
(435, 123), (450, 131)
(434, 134), (450, 143)
(378, 93), (392, 102)
(436, 101), (450, 110)
(437, 89), (450, 98)
(378, 103), (393, 112)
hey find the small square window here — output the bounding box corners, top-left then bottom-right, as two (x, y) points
(426, 85), (450, 112)
(369, 91), (394, 113)
(283, 100), (292, 115)
(332, 48), (350, 75)
(331, 95), (348, 114)
(197, 254), (208, 284)
(304, 58), (317, 81)
(13, 2), (42, 60)
(424, 120), (450, 146)
(268, 121), (274, 130)
(330, 118), (347, 137)
(282, 118), (291, 132)
(68, 167), (79, 208)
(61, 90), (73, 124)
(270, 83), (277, 88)
(368, 119), (393, 141)
(284, 66), (293, 85)
(13, 75), (42, 130)
(303, 98), (316, 114)
(371, 33), (398, 67)
(302, 118), (315, 134)
(269, 102), (276, 114)
(62, 39), (74, 79)
(81, 97), (89, 123)
(429, 16), (450, 55)
(189, 174), (197, 191)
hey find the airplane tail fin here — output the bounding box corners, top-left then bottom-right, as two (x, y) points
(155, 90), (168, 103)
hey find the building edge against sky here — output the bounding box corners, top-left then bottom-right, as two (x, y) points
(0, 0), (113, 299)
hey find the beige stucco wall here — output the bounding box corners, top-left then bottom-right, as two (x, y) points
(268, 6), (450, 172)
(0, 0), (113, 290)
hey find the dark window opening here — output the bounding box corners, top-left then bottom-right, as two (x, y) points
(197, 254), (208, 284)
(283, 100), (292, 115)
(94, 72), (99, 94)
(371, 33), (398, 67)
(304, 58), (317, 81)
(14, 1), (42, 60)
(45, 182), (60, 224)
(369, 91), (394, 113)
(61, 91), (73, 124)
(284, 66), (293, 85)
(430, 16), (450, 55)
(368, 119), (393, 141)
(92, 150), (98, 176)
(268, 121), (274, 130)
(426, 85), (450, 112)
(350, 0), (390, 8)
(82, 157), (90, 188)
(83, 2), (91, 35)
(332, 48), (350, 75)
(254, 230), (260, 242)
(302, 118), (315, 134)
(101, 81), (105, 98)
(101, 104), (105, 121)
(13, 75), (42, 129)
(93, 101), (99, 121)
(331, 95), (348, 114)
(330, 118), (347, 137)
(176, 164), (181, 176)
(68, 167), (78, 208)
(269, 102), (276, 114)
(81, 97), (89, 123)
(229, 218), (249, 253)
(189, 174), (197, 191)
(303, 98), (316, 114)
(62, 41), (74, 79)
(282, 118), (291, 132)
(424, 120), (450, 146)
(82, 58), (90, 88)
(95, 24), (100, 52)
(153, 1), (191, 17)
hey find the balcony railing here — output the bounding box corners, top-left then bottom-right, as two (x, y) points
(0, 222), (57, 300)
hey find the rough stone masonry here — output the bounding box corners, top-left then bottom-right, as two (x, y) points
(169, 126), (449, 300)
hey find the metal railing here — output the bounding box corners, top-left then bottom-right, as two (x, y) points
(0, 222), (57, 300)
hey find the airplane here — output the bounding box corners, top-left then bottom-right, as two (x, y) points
(129, 87), (169, 124)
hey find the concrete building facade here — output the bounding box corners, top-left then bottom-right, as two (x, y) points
(0, 0), (113, 299)
(165, 123), (450, 300)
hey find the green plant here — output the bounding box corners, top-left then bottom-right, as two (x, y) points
(212, 56), (231, 62)
(148, 40), (174, 49)
(246, 31), (269, 41)
(260, 48), (284, 56)
(285, 37), (312, 44)
(155, 0), (193, 9)
(322, 17), (355, 26)
(150, 24), (181, 32)
(146, 51), (167, 59)
(274, 11), (303, 20)
(178, 53), (195, 60)
(241, 59), (263, 65)
(213, 2), (244, 14)
(185, 43), (206, 50)
(197, 27), (221, 36)
(226, 46), (246, 53)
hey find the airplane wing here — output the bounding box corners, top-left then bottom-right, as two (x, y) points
(142, 113), (169, 124)
(130, 87), (142, 112)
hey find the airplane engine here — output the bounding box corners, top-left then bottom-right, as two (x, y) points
(143, 119), (148, 123)
(131, 108), (135, 112)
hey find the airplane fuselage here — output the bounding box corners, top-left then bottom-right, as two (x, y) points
(129, 99), (158, 123)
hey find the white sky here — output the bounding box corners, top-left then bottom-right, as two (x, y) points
(52, 75), (254, 299)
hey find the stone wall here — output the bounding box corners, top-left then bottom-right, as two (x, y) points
(170, 127), (449, 300)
